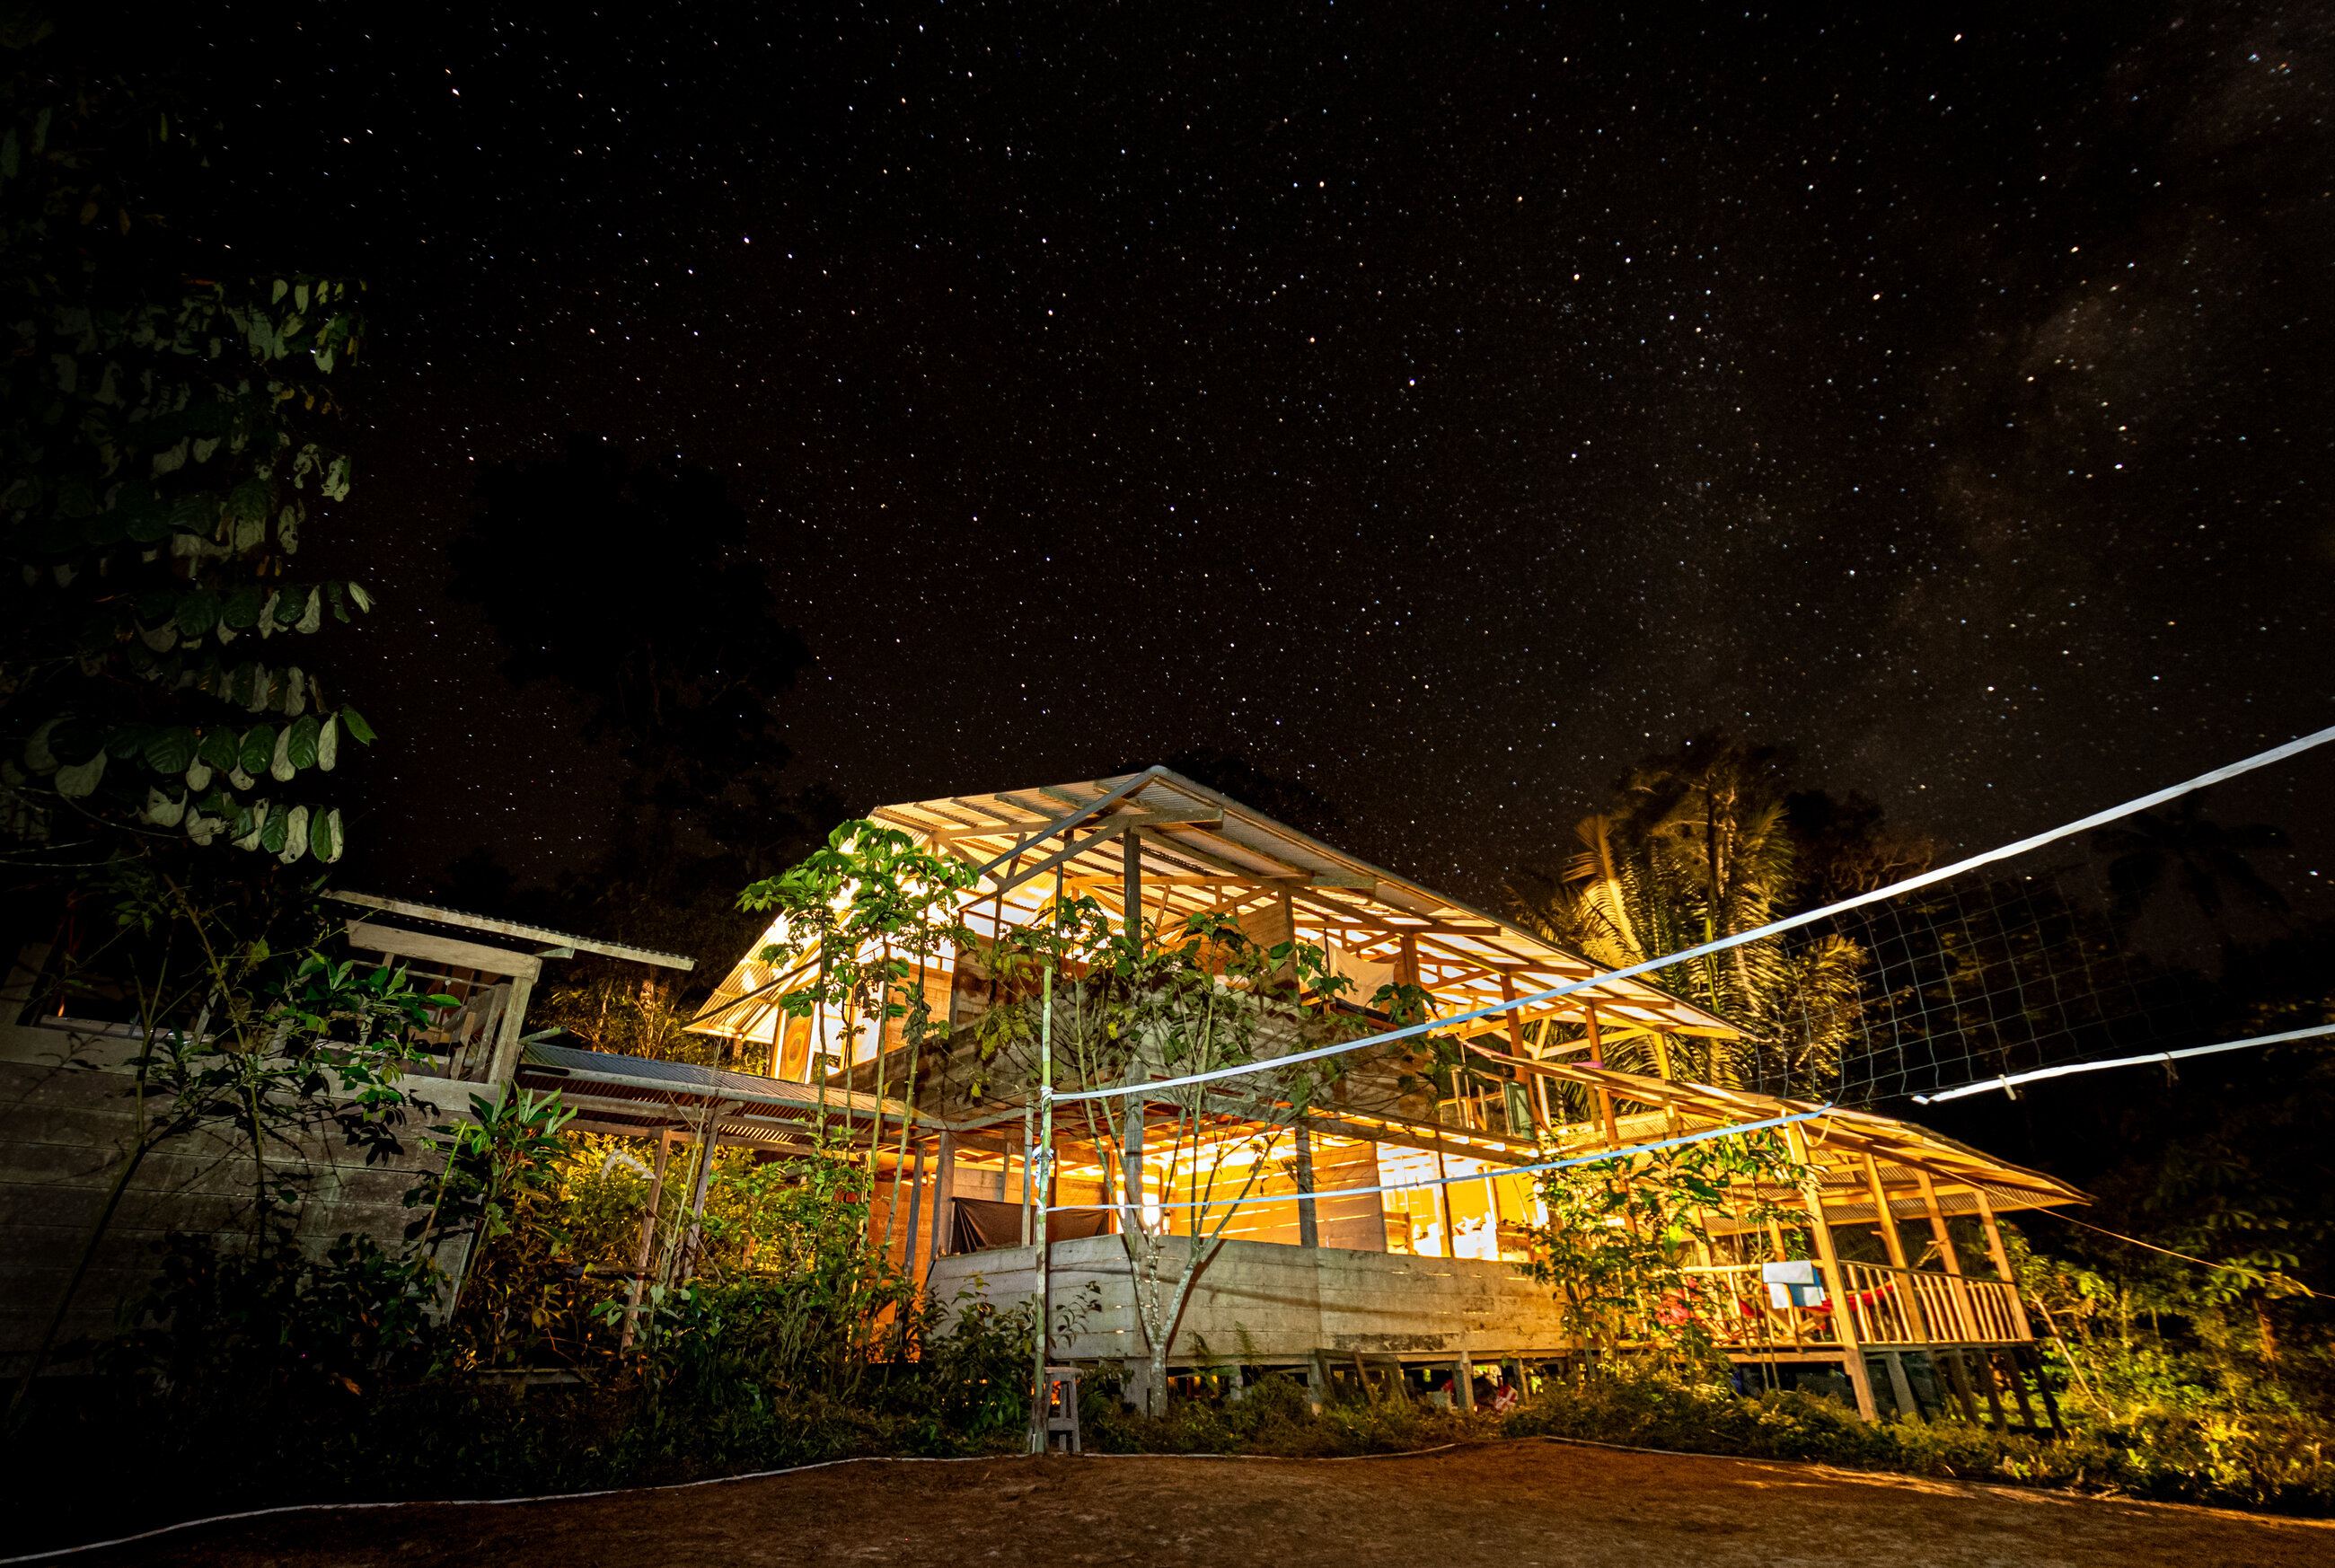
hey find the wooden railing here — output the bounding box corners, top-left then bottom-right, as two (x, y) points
(1675, 1261), (2030, 1350)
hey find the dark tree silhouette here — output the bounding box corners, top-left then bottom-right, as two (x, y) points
(2093, 795), (2291, 957)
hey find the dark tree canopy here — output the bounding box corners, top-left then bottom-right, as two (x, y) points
(450, 435), (814, 832)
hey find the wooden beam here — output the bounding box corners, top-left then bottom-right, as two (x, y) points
(933, 808), (1221, 843)
(345, 920), (542, 982)
(329, 891), (693, 970)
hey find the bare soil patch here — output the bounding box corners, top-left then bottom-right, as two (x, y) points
(51, 1440), (2335, 1567)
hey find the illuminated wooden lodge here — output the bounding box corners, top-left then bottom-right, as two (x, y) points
(683, 767), (2084, 1426)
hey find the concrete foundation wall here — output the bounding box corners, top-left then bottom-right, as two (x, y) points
(927, 1231), (1577, 1367)
(0, 1019), (464, 1379)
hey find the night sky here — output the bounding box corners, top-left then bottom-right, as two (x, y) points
(183, 4), (2332, 912)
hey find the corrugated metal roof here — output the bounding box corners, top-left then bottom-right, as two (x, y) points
(695, 766), (1739, 1051)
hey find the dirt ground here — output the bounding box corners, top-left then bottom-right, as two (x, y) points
(40, 1440), (2335, 1568)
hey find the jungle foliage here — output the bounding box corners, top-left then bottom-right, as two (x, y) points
(0, 16), (377, 867)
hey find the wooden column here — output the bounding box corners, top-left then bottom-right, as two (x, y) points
(930, 1132), (956, 1263)
(1502, 974), (1550, 1131)
(1294, 1123), (1320, 1248)
(1123, 828), (1142, 948)
(1789, 1122), (1878, 1422)
(1861, 1154), (1912, 1270)
(1861, 1152), (1923, 1344)
(1583, 1003), (1620, 1149)
(903, 1141), (928, 1284)
(679, 1125), (720, 1280)
(621, 1128), (675, 1350)
(485, 971), (537, 1087)
(1432, 1141), (1455, 1258)
(1973, 1188), (2034, 1340)
(1915, 1167), (1976, 1341)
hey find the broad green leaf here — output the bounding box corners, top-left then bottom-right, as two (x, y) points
(347, 581), (373, 613)
(23, 718), (61, 773)
(279, 804), (310, 864)
(239, 725), (277, 777)
(269, 725), (296, 782)
(316, 713), (339, 771)
(284, 715), (319, 771)
(222, 586), (265, 629)
(341, 707), (377, 744)
(258, 801), (288, 854)
(295, 586), (322, 634)
(196, 728), (240, 771)
(173, 589), (221, 639)
(55, 751), (106, 797)
(103, 725), (154, 760)
(185, 759), (212, 791)
(143, 727), (198, 774)
(231, 799), (267, 850)
(313, 807), (344, 864)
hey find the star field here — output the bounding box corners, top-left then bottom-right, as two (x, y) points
(181, 4), (2333, 907)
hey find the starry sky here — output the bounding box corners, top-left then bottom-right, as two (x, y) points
(180, 3), (2333, 910)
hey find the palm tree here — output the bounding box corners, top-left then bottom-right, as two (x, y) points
(2093, 795), (2290, 963)
(1513, 739), (1865, 1097)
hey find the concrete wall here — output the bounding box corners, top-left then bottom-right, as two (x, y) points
(0, 1017), (463, 1379)
(927, 1231), (1578, 1368)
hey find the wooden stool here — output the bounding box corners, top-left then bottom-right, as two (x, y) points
(1043, 1366), (1081, 1453)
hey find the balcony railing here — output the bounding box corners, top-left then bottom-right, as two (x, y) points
(1674, 1261), (2030, 1351)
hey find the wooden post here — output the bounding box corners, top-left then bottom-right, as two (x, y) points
(903, 1141), (928, 1284)
(485, 971), (536, 1087)
(1123, 828), (1142, 948)
(1972, 1188), (2034, 1340)
(1583, 1004), (1620, 1149)
(1997, 1349), (2040, 1431)
(1432, 1141), (1455, 1258)
(1915, 1167), (1976, 1341)
(1861, 1154), (1912, 1270)
(1939, 1347), (1985, 1426)
(1862, 1154), (1921, 1345)
(1788, 1122), (1878, 1422)
(2021, 1343), (2069, 1438)
(1974, 1346), (2009, 1431)
(621, 1128), (675, 1351)
(930, 1132), (956, 1263)
(1294, 1123), (1320, 1248)
(678, 1125), (720, 1281)
(1502, 974), (1550, 1131)
(1101, 1142), (1118, 1234)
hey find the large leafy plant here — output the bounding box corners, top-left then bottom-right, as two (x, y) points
(0, 21), (376, 861)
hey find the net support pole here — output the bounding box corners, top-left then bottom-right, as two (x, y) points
(1029, 867), (1061, 1454)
